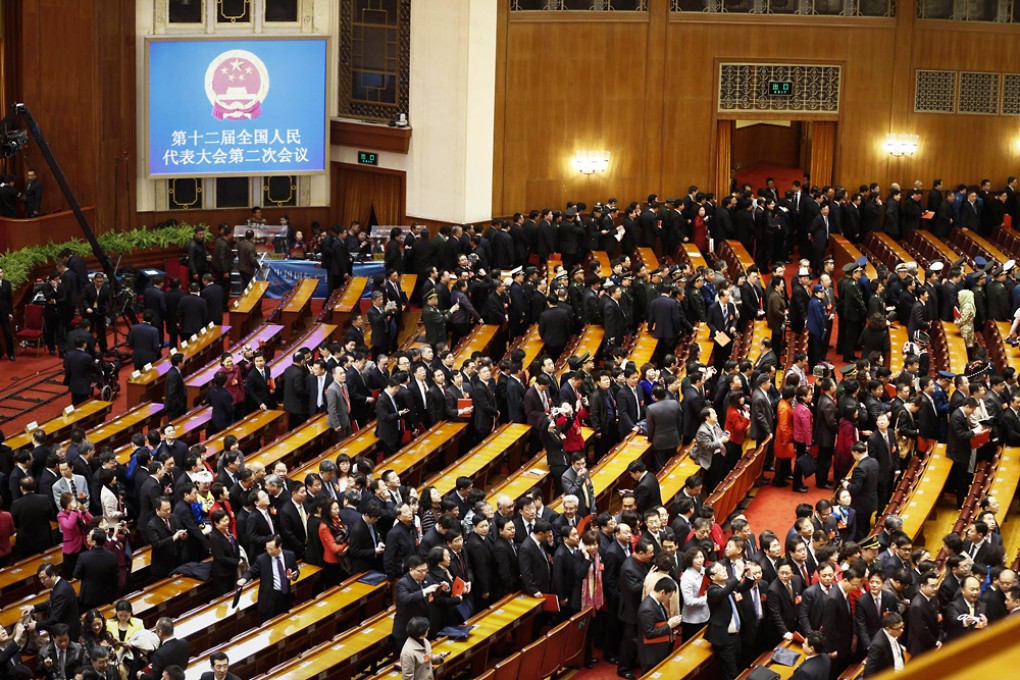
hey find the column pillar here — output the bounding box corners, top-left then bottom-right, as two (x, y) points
(406, 0), (496, 224)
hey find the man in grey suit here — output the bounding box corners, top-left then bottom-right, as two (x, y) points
(561, 452), (596, 516)
(646, 385), (683, 471)
(325, 365), (352, 442)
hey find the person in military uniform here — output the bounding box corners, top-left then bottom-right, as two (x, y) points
(421, 289), (457, 347)
(838, 262), (868, 362)
(619, 273), (636, 334)
(987, 265), (1012, 321)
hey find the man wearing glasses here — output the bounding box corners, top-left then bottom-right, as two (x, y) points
(392, 555), (443, 654)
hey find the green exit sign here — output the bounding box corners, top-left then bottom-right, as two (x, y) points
(358, 151), (378, 166)
(769, 81), (793, 96)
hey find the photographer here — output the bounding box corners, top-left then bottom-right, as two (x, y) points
(56, 492), (93, 579)
(541, 409), (574, 496)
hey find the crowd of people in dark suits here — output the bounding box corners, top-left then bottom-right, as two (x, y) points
(3, 172), (1020, 679)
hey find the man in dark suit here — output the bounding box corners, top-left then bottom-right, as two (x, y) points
(305, 359), (332, 417)
(907, 570), (942, 656)
(707, 287), (739, 369)
(628, 461), (662, 515)
(144, 498), (188, 579)
(823, 566), (864, 677)
(637, 577), (683, 673)
(943, 575), (988, 641)
(36, 622), (86, 680)
(616, 539), (655, 679)
(765, 562), (804, 648)
(278, 482), (309, 557)
(80, 272), (112, 353)
(127, 310), (162, 370)
(947, 398), (982, 508)
(538, 296), (572, 361)
(790, 632), (831, 680)
(178, 282), (209, 339)
(281, 351), (310, 430)
(198, 652), (241, 680)
(846, 441), (880, 540)
(471, 365), (499, 439)
(200, 274), (226, 325)
(367, 291), (395, 357)
(617, 368), (644, 440)
(863, 612), (906, 677)
(28, 563), (81, 640)
(646, 385), (682, 471)
(238, 534), (300, 622)
(164, 353), (188, 420)
(11, 476), (55, 558)
(347, 503), (386, 573)
(142, 276), (167, 344)
(856, 570), (898, 650)
(72, 529), (119, 610)
(705, 560), (754, 680)
(798, 562), (835, 635)
(392, 554), (443, 653)
(244, 352), (276, 412)
(139, 617), (190, 680)
(375, 380), (406, 456)
(518, 520), (554, 597)
(681, 372), (707, 445)
(63, 336), (102, 405)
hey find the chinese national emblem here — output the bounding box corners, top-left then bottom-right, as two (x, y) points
(205, 50), (270, 120)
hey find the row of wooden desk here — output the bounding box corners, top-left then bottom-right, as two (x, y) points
(829, 234), (878, 281)
(940, 320), (969, 374)
(868, 231), (926, 282)
(422, 423), (531, 499)
(548, 432), (652, 514)
(126, 324), (230, 405)
(452, 324), (500, 368)
(910, 231), (973, 274)
(5, 399), (112, 451)
(228, 280), (270, 343)
(955, 228), (1012, 267)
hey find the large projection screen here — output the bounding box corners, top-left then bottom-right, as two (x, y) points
(146, 37), (328, 178)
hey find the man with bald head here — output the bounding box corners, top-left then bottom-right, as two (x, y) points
(944, 575), (988, 641)
(979, 567), (1016, 622)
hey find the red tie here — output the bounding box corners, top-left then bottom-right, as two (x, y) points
(801, 564), (809, 583)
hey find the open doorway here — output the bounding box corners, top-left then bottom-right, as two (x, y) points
(732, 120), (804, 192)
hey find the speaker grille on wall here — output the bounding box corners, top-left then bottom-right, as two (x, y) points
(717, 63), (840, 114)
(1003, 74), (1020, 116)
(914, 70), (957, 113)
(958, 71), (1001, 114)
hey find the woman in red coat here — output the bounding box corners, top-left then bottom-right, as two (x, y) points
(692, 205), (710, 254)
(723, 391), (751, 476)
(774, 385), (796, 487)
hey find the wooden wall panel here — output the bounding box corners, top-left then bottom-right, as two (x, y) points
(494, 8), (1020, 216)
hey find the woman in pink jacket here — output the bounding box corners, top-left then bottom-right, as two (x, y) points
(792, 384), (815, 493)
(57, 491), (94, 578)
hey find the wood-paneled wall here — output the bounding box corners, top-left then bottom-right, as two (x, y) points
(493, 0), (1020, 216)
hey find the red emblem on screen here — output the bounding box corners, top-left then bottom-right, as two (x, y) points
(205, 50), (270, 120)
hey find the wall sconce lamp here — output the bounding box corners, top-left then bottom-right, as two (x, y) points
(573, 150), (610, 174)
(884, 134), (919, 157)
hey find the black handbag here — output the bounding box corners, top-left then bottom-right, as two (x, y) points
(796, 451), (817, 477)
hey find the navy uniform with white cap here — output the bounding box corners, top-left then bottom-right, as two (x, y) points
(924, 261), (944, 321)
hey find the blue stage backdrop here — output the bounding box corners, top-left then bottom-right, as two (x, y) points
(264, 260), (385, 299)
(147, 38), (327, 176)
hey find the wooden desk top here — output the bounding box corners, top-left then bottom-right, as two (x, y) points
(423, 423), (531, 498)
(889, 324), (908, 374)
(725, 240), (755, 273)
(185, 569), (381, 679)
(961, 228), (1011, 265)
(629, 327), (658, 368)
(97, 575), (202, 619)
(186, 323), (285, 388)
(830, 235), (878, 280)
(874, 232), (925, 283)
(486, 452), (550, 507)
(201, 409), (286, 460)
(0, 547), (62, 591)
(899, 444), (951, 541)
(515, 325), (545, 369)
(549, 432), (651, 513)
(288, 424), (380, 481)
(332, 277), (370, 313)
(400, 274), (417, 300)
(254, 609), (396, 680)
(70, 402), (163, 448)
(915, 231), (973, 273)
(6, 400), (112, 450)
(986, 447), (1020, 552)
(683, 243), (708, 271)
(129, 325), (230, 386)
(637, 247), (660, 271)
(282, 278), (319, 314)
(245, 413), (329, 470)
(592, 251), (611, 275)
(453, 325), (499, 368)
(231, 281), (270, 315)
(940, 321), (969, 373)
(641, 630), (714, 679)
(175, 565), (322, 642)
(657, 451), (701, 506)
(0, 580), (81, 629)
(368, 594), (545, 679)
(384, 422), (468, 478)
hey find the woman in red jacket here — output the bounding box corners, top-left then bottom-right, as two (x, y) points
(319, 499), (350, 588)
(57, 492), (93, 578)
(773, 385), (796, 488)
(723, 391), (751, 476)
